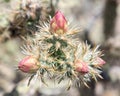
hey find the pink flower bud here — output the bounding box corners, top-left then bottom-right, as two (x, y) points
(18, 56), (40, 73)
(95, 57), (106, 66)
(50, 11), (67, 35)
(75, 60), (89, 73)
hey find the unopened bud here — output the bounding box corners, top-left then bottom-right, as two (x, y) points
(18, 56), (40, 73)
(50, 11), (67, 35)
(95, 57), (106, 66)
(75, 60), (89, 73)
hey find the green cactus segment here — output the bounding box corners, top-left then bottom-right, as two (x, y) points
(49, 48), (66, 60)
(45, 36), (68, 48)
(46, 37), (67, 60)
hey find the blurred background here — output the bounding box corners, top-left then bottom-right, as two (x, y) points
(0, 0), (120, 96)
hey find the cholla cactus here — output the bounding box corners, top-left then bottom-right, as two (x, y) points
(18, 11), (105, 89)
(9, 0), (53, 37)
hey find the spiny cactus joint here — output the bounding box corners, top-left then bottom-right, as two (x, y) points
(18, 10), (106, 89)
